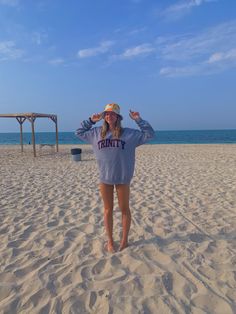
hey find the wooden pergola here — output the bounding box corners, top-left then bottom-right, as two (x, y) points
(0, 112), (59, 157)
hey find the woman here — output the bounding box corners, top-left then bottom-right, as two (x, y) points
(76, 103), (155, 252)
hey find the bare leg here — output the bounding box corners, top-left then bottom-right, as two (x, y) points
(99, 183), (115, 253)
(115, 184), (131, 251)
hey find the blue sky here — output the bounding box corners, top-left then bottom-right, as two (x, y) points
(0, 0), (236, 132)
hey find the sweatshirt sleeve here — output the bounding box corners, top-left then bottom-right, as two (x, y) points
(75, 119), (97, 144)
(134, 118), (155, 146)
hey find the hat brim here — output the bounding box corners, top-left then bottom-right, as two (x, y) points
(102, 111), (123, 120)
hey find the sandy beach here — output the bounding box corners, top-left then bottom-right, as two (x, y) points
(0, 144), (236, 314)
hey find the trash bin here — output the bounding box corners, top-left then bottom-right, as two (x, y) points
(71, 148), (82, 161)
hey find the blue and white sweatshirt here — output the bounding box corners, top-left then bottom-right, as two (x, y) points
(75, 118), (155, 185)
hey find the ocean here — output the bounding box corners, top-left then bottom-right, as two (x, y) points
(0, 130), (236, 145)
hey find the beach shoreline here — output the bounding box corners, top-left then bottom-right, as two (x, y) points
(1, 144), (236, 313)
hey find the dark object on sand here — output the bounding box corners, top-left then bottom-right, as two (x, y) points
(71, 148), (82, 161)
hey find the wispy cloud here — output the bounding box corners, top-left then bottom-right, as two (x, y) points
(112, 43), (154, 60)
(48, 58), (65, 66)
(160, 65), (202, 77)
(0, 41), (24, 61)
(158, 20), (236, 77)
(161, 0), (216, 20)
(77, 41), (114, 58)
(0, 0), (19, 7)
(128, 27), (147, 36)
(159, 63), (220, 78)
(207, 49), (236, 64)
(156, 21), (236, 61)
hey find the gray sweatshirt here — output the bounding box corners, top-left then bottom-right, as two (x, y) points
(75, 118), (155, 185)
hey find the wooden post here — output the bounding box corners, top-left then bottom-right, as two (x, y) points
(55, 116), (59, 152)
(20, 123), (23, 152)
(31, 115), (36, 157)
(50, 115), (59, 153)
(16, 117), (26, 153)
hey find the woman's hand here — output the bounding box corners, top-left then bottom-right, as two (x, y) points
(90, 113), (103, 123)
(129, 110), (140, 121)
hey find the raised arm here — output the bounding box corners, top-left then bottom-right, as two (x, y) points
(129, 110), (155, 146)
(75, 113), (103, 143)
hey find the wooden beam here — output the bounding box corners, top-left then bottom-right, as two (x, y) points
(0, 113), (57, 118)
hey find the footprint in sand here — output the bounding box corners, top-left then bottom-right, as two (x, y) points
(162, 272), (173, 293)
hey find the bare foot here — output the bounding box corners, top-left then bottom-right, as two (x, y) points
(119, 242), (129, 251)
(105, 242), (115, 253)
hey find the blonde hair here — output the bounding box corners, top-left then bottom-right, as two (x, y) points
(101, 115), (122, 139)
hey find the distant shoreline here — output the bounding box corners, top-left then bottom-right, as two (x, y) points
(1, 129), (236, 145)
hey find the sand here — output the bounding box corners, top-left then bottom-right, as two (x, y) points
(0, 144), (236, 314)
